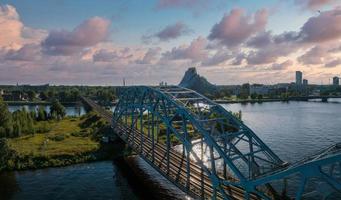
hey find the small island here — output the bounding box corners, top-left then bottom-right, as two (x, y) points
(0, 98), (118, 171)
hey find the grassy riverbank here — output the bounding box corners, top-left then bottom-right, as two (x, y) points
(0, 112), (121, 171)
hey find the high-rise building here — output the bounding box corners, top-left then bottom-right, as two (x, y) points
(296, 71), (302, 85)
(333, 76), (339, 86)
(303, 79), (308, 85)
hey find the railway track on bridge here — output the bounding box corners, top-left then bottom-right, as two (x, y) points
(81, 97), (260, 200)
(82, 87), (341, 200)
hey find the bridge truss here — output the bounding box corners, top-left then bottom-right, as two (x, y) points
(112, 86), (341, 200)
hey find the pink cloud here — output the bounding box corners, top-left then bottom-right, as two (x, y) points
(143, 21), (191, 43)
(0, 5), (23, 49)
(246, 31), (272, 48)
(295, 0), (338, 9)
(245, 42), (296, 65)
(136, 47), (162, 64)
(162, 36), (208, 62)
(325, 58), (341, 67)
(5, 44), (41, 61)
(208, 8), (268, 47)
(93, 48), (134, 63)
(155, 22), (190, 41)
(299, 7), (341, 43)
(270, 60), (293, 70)
(297, 45), (328, 65)
(42, 17), (111, 56)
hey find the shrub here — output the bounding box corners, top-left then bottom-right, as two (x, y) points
(35, 121), (51, 133)
(49, 135), (65, 141)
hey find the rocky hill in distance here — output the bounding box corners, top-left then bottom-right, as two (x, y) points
(178, 67), (218, 95)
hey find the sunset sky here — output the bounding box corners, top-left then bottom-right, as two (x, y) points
(0, 0), (340, 85)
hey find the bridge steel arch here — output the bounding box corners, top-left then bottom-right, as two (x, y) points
(112, 86), (341, 200)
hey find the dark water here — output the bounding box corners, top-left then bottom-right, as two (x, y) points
(1, 101), (341, 199)
(8, 105), (86, 117)
(0, 161), (139, 200)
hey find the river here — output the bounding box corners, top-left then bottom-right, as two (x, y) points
(8, 105), (87, 117)
(223, 100), (341, 162)
(1, 100), (341, 199)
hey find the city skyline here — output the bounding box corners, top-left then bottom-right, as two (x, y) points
(0, 0), (340, 85)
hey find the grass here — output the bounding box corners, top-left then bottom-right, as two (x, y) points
(7, 117), (99, 157)
(0, 112), (122, 171)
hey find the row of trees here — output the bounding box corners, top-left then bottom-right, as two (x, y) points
(1, 85), (117, 103)
(0, 98), (66, 138)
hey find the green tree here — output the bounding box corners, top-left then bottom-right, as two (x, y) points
(0, 97), (13, 138)
(50, 99), (66, 120)
(27, 90), (36, 101)
(12, 108), (35, 135)
(39, 91), (48, 101)
(37, 106), (47, 121)
(250, 93), (257, 100)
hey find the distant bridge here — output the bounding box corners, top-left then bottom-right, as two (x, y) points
(289, 95), (341, 102)
(82, 86), (341, 200)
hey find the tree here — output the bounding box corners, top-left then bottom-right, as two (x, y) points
(0, 97), (13, 137)
(27, 90), (36, 101)
(39, 91), (48, 101)
(250, 93), (257, 100)
(12, 109), (35, 135)
(50, 99), (66, 120)
(37, 106), (47, 121)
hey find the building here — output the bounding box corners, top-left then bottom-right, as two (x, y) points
(303, 79), (308, 86)
(249, 84), (269, 95)
(333, 76), (339, 86)
(296, 71), (302, 85)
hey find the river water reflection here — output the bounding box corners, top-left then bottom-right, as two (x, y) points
(8, 105), (86, 117)
(1, 101), (341, 199)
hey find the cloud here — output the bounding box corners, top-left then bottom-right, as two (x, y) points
(299, 7), (341, 43)
(231, 53), (245, 65)
(297, 45), (328, 65)
(294, 0), (338, 10)
(136, 47), (162, 64)
(325, 58), (341, 67)
(246, 31), (272, 48)
(0, 5), (23, 49)
(155, 0), (207, 10)
(5, 44), (41, 61)
(202, 50), (232, 66)
(93, 48), (134, 63)
(208, 8), (268, 47)
(42, 16), (111, 56)
(143, 21), (191, 43)
(0, 5), (47, 50)
(156, 22), (190, 41)
(270, 60), (293, 70)
(245, 42), (296, 65)
(162, 36), (208, 62)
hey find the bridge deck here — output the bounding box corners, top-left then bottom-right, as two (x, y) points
(81, 97), (261, 200)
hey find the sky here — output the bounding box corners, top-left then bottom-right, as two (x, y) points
(0, 0), (340, 86)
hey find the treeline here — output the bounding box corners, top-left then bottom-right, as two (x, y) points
(0, 98), (66, 138)
(1, 85), (117, 104)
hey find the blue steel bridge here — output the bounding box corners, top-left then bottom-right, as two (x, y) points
(82, 86), (341, 200)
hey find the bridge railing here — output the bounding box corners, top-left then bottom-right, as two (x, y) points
(110, 86), (341, 200)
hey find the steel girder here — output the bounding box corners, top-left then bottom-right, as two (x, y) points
(112, 86), (341, 199)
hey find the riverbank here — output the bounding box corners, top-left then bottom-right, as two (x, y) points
(5, 101), (81, 106)
(214, 98), (288, 104)
(0, 113), (123, 171)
